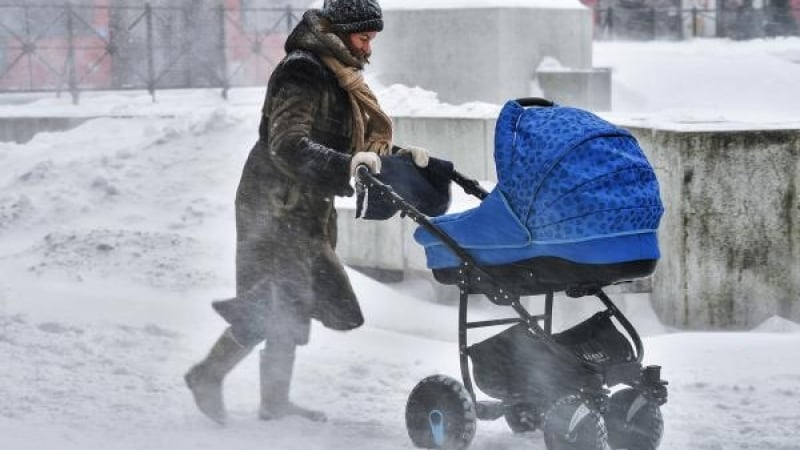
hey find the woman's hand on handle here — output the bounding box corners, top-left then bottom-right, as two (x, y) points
(350, 152), (382, 176)
(396, 145), (430, 168)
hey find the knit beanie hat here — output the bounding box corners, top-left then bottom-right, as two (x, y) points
(321, 0), (384, 33)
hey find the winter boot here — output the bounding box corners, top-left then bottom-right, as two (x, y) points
(258, 341), (327, 422)
(184, 328), (253, 425)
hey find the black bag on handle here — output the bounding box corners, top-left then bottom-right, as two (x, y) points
(356, 155), (454, 220)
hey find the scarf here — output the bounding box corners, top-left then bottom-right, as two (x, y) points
(319, 55), (393, 155)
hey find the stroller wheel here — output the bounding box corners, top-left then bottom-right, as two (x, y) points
(543, 395), (609, 450)
(605, 388), (664, 450)
(405, 375), (477, 450)
(504, 402), (541, 434)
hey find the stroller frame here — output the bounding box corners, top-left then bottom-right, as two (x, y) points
(356, 165), (668, 447)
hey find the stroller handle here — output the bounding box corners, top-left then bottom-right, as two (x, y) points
(354, 164), (374, 179)
(515, 97), (555, 108)
(450, 170), (489, 200)
(354, 165), (489, 277)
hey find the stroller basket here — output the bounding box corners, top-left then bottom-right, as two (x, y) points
(470, 311), (636, 405)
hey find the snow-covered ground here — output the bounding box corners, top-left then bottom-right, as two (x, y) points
(594, 38), (800, 129)
(1, 39), (799, 450)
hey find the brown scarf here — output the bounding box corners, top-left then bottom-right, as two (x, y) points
(320, 55), (393, 156)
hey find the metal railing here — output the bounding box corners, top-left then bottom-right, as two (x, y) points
(0, 2), (303, 103)
(593, 5), (800, 40)
(3, 3), (798, 103)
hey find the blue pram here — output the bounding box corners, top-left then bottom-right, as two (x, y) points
(355, 98), (669, 450)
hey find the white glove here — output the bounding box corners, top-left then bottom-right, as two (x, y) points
(397, 145), (430, 168)
(350, 152), (382, 176)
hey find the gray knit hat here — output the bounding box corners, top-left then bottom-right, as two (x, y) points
(321, 0), (384, 33)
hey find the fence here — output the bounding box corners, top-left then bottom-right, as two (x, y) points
(0, 2), (303, 103)
(3, 3), (799, 103)
(594, 4), (800, 40)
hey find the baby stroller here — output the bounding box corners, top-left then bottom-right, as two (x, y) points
(355, 98), (669, 450)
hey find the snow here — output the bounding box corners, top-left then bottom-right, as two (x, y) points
(1, 39), (800, 450)
(374, 84), (501, 119)
(594, 38), (800, 130)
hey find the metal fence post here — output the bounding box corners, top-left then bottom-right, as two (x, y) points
(286, 4), (294, 32)
(651, 7), (657, 40)
(145, 3), (156, 102)
(218, 4), (229, 100)
(692, 7), (698, 38)
(183, 5), (193, 88)
(608, 7), (614, 39)
(65, 1), (79, 104)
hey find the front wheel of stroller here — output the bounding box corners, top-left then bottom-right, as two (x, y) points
(605, 388), (664, 450)
(543, 395), (610, 450)
(405, 375), (477, 450)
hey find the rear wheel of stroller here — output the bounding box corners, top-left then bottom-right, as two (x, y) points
(605, 388), (663, 450)
(504, 402), (541, 433)
(543, 395), (609, 450)
(405, 375), (477, 450)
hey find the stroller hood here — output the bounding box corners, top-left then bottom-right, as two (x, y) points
(493, 100), (664, 242)
(415, 99), (664, 269)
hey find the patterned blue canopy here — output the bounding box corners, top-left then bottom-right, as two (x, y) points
(415, 99), (664, 269)
(494, 100), (663, 243)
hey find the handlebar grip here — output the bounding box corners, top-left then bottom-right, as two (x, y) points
(355, 164), (372, 182)
(515, 97), (555, 108)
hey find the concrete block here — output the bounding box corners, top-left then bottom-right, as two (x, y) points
(628, 126), (800, 330)
(336, 208), (406, 272)
(371, 5), (593, 105)
(392, 116), (497, 181)
(536, 67), (612, 112)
